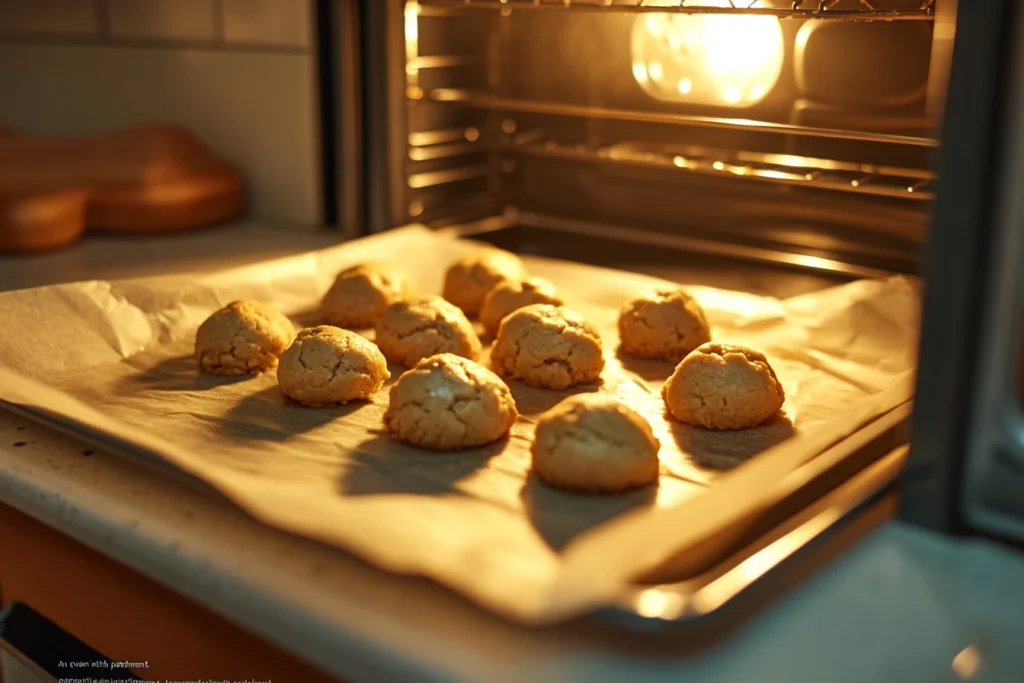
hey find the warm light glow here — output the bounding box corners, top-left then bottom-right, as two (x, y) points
(634, 588), (682, 619)
(404, 1), (419, 44)
(631, 0), (784, 107)
(644, 14), (666, 37)
(632, 61), (649, 84)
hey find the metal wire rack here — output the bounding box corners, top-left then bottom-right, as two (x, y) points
(415, 0), (936, 21)
(506, 137), (934, 199)
(404, 126), (935, 199)
(426, 89), (937, 147)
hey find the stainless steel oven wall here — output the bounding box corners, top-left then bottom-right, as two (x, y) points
(0, 0), (326, 227)
(363, 0), (507, 234)
(902, 0), (1023, 535)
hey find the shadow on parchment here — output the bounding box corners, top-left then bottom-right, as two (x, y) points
(218, 384), (374, 442)
(290, 307), (327, 329)
(114, 353), (254, 394)
(506, 380), (602, 420)
(520, 475), (658, 553)
(613, 349), (678, 385)
(667, 412), (797, 472)
(338, 432), (506, 497)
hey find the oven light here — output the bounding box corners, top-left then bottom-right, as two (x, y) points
(632, 61), (649, 84)
(631, 0), (784, 108)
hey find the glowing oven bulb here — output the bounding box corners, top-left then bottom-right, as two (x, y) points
(631, 0), (784, 108)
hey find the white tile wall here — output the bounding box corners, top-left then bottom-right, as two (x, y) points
(0, 0), (314, 49)
(0, 43), (321, 224)
(106, 0), (217, 42)
(0, 0), (99, 36)
(0, 0), (322, 226)
(222, 0), (311, 49)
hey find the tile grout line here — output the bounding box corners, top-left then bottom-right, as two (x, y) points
(94, 0), (111, 40)
(0, 32), (309, 55)
(212, 0), (225, 46)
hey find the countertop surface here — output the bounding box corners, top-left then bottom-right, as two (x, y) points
(4, 409), (1024, 683)
(2, 222), (1024, 683)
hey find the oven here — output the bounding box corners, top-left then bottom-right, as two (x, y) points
(345, 0), (1024, 543)
(2, 0), (1024, 678)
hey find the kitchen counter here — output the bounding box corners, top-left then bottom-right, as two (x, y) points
(0, 221), (345, 292)
(3, 221), (1024, 682)
(5, 409), (1024, 683)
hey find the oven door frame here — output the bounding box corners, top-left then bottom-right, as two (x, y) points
(902, 0), (1024, 537)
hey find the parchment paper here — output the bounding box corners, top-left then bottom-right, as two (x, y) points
(0, 225), (920, 624)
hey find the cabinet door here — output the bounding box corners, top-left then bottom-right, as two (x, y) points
(0, 503), (341, 682)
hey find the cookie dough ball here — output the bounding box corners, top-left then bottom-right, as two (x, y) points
(618, 288), (712, 362)
(384, 353), (518, 450)
(321, 262), (409, 328)
(443, 249), (525, 316)
(195, 300), (295, 376)
(375, 296), (482, 367)
(663, 343), (785, 430)
(479, 277), (564, 337)
(277, 326), (389, 406)
(491, 304), (604, 390)
(532, 395), (660, 493)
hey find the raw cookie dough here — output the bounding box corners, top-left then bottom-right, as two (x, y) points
(375, 295), (482, 367)
(321, 262), (409, 329)
(663, 342), (785, 430)
(618, 288), (712, 361)
(277, 325), (390, 407)
(194, 300), (295, 376)
(442, 249), (525, 317)
(490, 304), (604, 390)
(384, 353), (518, 450)
(531, 394), (660, 493)
(479, 277), (564, 337)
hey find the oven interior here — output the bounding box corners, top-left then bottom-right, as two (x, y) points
(389, 0), (949, 291)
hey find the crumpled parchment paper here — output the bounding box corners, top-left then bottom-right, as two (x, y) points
(0, 225), (919, 624)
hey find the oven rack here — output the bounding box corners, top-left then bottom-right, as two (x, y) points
(404, 127), (934, 199)
(425, 89), (938, 148)
(506, 137), (934, 199)
(415, 0), (935, 21)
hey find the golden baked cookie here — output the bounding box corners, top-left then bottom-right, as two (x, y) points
(277, 326), (389, 407)
(194, 300), (295, 376)
(618, 288), (711, 361)
(531, 394), (660, 493)
(442, 248), (525, 317)
(375, 296), (482, 367)
(490, 304), (604, 390)
(321, 262), (409, 329)
(663, 342), (785, 430)
(479, 276), (564, 337)
(384, 353), (518, 450)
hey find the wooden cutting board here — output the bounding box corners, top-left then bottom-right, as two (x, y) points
(0, 124), (244, 252)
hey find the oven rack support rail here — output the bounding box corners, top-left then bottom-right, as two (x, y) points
(404, 126), (934, 200)
(424, 89), (938, 148)
(415, 0), (936, 21)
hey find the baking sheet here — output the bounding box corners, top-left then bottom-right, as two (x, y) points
(0, 225), (919, 624)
